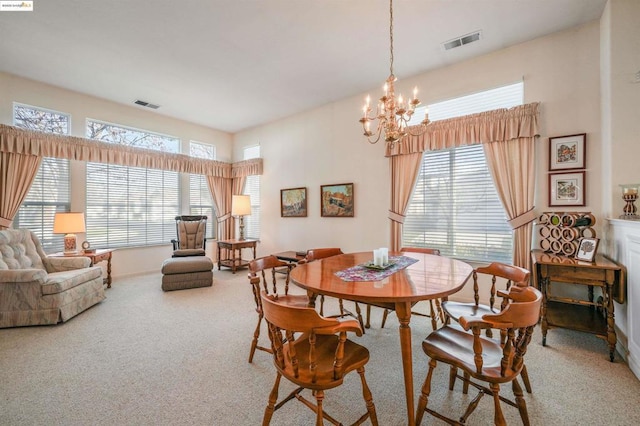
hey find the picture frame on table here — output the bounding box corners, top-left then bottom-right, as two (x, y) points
(280, 187), (307, 217)
(575, 237), (599, 262)
(549, 171), (585, 207)
(320, 183), (354, 217)
(549, 133), (586, 171)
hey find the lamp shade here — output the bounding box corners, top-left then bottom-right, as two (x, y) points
(53, 212), (86, 234)
(231, 195), (251, 216)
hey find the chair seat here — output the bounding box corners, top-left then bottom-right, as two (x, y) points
(422, 325), (518, 384)
(172, 248), (206, 257)
(442, 300), (499, 321)
(280, 334), (370, 391)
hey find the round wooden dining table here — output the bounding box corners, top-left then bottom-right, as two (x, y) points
(290, 251), (473, 426)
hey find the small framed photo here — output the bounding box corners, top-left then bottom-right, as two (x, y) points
(549, 171), (585, 207)
(321, 183), (354, 217)
(280, 187), (307, 217)
(575, 237), (599, 262)
(549, 133), (586, 171)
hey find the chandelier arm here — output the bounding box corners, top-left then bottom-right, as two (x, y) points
(366, 124), (384, 144)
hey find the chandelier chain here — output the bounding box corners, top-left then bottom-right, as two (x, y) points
(389, 0), (394, 76)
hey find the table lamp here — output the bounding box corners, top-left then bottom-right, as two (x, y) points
(53, 212), (86, 254)
(231, 195), (251, 240)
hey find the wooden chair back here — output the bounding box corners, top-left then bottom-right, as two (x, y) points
(260, 292), (378, 425)
(416, 286), (542, 425)
(246, 255), (300, 363)
(302, 247), (344, 263)
(472, 262), (530, 313)
(400, 247), (441, 255)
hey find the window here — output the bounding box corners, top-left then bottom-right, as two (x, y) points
(403, 82), (523, 263)
(85, 120), (180, 248)
(189, 141), (216, 239)
(243, 145), (260, 239)
(12, 103), (70, 253)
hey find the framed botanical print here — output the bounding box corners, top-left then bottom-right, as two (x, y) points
(549, 171), (585, 207)
(280, 187), (307, 217)
(320, 183), (354, 217)
(549, 133), (586, 171)
(575, 237), (599, 262)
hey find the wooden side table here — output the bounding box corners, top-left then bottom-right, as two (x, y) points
(217, 239), (258, 273)
(50, 249), (114, 288)
(531, 249), (625, 361)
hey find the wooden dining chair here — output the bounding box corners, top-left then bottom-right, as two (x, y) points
(415, 286), (542, 426)
(299, 248), (367, 332)
(260, 292), (379, 426)
(371, 247), (443, 330)
(441, 262), (534, 393)
(247, 255), (308, 363)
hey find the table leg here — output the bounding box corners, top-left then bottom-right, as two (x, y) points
(605, 283), (616, 362)
(217, 244), (222, 271)
(395, 301), (415, 426)
(540, 276), (549, 346)
(106, 254), (112, 288)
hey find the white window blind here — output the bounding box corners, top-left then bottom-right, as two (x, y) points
(189, 141), (216, 239)
(403, 82), (523, 263)
(12, 103), (70, 253)
(243, 146), (260, 239)
(85, 120), (180, 248)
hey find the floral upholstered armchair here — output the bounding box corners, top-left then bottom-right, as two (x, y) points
(0, 228), (105, 328)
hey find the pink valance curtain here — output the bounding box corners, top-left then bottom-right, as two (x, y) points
(386, 103), (540, 268)
(0, 124), (263, 233)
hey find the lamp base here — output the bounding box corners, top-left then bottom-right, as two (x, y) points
(238, 216), (246, 241)
(63, 233), (78, 254)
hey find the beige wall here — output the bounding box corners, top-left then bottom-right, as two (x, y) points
(0, 72), (233, 276)
(235, 21), (603, 259)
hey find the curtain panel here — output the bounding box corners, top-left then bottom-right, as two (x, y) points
(0, 152), (42, 229)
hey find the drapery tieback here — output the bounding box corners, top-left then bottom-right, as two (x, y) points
(0, 217), (12, 229)
(508, 209), (537, 230)
(388, 210), (405, 224)
(217, 212), (231, 222)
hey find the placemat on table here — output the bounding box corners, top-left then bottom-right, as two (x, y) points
(335, 255), (418, 282)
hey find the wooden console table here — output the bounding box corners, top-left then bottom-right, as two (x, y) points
(531, 249), (625, 361)
(50, 249), (114, 288)
(217, 239), (258, 273)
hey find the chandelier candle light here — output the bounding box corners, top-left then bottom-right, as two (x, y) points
(360, 0), (430, 145)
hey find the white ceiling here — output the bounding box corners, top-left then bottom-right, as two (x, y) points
(0, 0), (607, 133)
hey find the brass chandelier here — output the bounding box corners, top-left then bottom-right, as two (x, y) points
(359, 0), (430, 144)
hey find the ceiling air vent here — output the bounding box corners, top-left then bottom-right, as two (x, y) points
(442, 30), (482, 51)
(134, 100), (160, 109)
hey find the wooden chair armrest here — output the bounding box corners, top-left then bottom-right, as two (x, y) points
(316, 318), (363, 336)
(459, 315), (493, 331)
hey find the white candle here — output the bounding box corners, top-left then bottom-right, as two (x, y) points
(380, 247), (389, 265)
(373, 249), (382, 266)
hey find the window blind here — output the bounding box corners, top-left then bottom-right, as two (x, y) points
(13, 103), (70, 253)
(189, 141), (216, 239)
(86, 120), (180, 248)
(243, 146), (261, 239)
(403, 82), (523, 263)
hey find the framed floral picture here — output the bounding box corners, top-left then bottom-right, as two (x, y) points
(549, 171), (585, 207)
(320, 183), (354, 217)
(280, 187), (307, 217)
(549, 133), (586, 171)
(575, 237), (599, 262)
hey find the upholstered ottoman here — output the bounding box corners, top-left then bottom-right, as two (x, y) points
(161, 256), (214, 291)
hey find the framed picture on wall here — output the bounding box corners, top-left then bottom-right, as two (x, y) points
(549, 133), (586, 171)
(320, 183), (354, 217)
(280, 187), (307, 217)
(549, 171), (585, 207)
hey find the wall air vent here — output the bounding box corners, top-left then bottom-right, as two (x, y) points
(442, 30), (482, 51)
(134, 100), (160, 109)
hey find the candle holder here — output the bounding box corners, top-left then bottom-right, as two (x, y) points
(619, 184), (640, 220)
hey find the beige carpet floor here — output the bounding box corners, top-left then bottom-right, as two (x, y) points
(1, 270), (640, 425)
